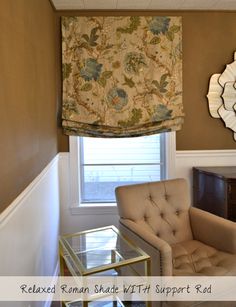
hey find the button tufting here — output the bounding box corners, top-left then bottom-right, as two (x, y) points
(165, 194), (168, 200)
(156, 233), (160, 237)
(172, 230), (176, 235)
(176, 210), (179, 216)
(160, 212), (164, 218)
(148, 195), (153, 201)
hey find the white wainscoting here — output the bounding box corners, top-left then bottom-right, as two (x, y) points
(0, 156), (60, 307)
(175, 150), (236, 199)
(59, 150), (236, 234)
(1, 149), (235, 305)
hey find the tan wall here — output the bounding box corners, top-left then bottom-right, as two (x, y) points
(56, 10), (236, 151)
(0, 0), (58, 212)
(179, 11), (236, 150)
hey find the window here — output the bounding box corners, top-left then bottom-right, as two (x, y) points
(79, 135), (165, 204)
(69, 132), (175, 211)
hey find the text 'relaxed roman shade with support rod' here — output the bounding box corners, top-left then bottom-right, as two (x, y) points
(61, 16), (183, 137)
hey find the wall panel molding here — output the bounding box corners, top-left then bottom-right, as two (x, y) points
(175, 150), (236, 196)
(176, 149), (236, 158)
(0, 156), (59, 226)
(0, 154), (60, 307)
(58, 149), (236, 232)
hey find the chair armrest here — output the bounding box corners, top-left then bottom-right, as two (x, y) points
(190, 207), (236, 253)
(119, 218), (172, 276)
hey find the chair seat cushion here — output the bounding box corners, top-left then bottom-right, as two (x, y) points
(171, 240), (236, 276)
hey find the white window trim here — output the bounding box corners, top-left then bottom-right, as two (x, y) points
(68, 132), (176, 215)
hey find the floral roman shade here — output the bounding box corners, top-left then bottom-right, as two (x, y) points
(62, 16), (183, 137)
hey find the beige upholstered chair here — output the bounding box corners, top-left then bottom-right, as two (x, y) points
(115, 178), (236, 277)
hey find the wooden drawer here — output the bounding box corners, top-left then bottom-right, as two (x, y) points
(228, 183), (236, 202)
(228, 204), (236, 221)
(193, 166), (236, 220)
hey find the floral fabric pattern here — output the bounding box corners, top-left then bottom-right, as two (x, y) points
(80, 58), (103, 81)
(148, 17), (170, 35)
(62, 16), (183, 137)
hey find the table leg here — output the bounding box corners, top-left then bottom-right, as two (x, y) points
(145, 259), (152, 307)
(59, 243), (65, 276)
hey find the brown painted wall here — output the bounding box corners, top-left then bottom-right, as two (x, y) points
(0, 0), (58, 212)
(56, 10), (236, 151)
(179, 11), (236, 150)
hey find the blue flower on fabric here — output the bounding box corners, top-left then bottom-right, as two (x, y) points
(80, 58), (103, 81)
(148, 17), (170, 35)
(107, 87), (128, 110)
(152, 104), (172, 122)
(124, 52), (147, 75)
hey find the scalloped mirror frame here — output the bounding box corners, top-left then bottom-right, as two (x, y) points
(207, 51), (236, 141)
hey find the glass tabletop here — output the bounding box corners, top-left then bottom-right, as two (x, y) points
(60, 226), (149, 275)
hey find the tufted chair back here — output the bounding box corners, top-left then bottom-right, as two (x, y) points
(116, 178), (193, 245)
(116, 177), (236, 307)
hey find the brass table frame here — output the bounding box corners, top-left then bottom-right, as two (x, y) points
(59, 225), (151, 307)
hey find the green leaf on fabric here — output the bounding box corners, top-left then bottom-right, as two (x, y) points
(82, 27), (100, 47)
(118, 108), (142, 127)
(89, 27), (99, 46)
(123, 75), (135, 88)
(91, 27), (99, 37)
(160, 73), (168, 85)
(170, 25), (181, 33)
(81, 83), (92, 91)
(152, 74), (169, 93)
(117, 16), (141, 34)
(106, 44), (113, 49)
(166, 31), (174, 41)
(97, 77), (106, 87)
(152, 80), (160, 88)
(79, 42), (92, 51)
(62, 99), (78, 116)
(90, 42), (98, 47)
(62, 63), (72, 81)
(150, 37), (161, 45)
(82, 34), (90, 42)
(102, 71), (113, 79)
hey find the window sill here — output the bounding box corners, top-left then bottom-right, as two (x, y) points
(70, 203), (118, 215)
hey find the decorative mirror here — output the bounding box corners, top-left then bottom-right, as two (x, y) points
(207, 51), (236, 140)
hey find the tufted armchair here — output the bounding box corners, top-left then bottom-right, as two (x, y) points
(115, 178), (236, 277)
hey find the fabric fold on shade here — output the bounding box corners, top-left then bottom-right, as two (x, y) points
(61, 16), (184, 138)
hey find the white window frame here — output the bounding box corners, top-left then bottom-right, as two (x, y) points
(68, 132), (176, 215)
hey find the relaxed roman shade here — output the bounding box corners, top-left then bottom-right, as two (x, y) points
(61, 16), (183, 137)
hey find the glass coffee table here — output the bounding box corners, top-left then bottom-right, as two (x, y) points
(59, 225), (151, 307)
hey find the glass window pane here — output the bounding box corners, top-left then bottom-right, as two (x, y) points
(80, 134), (165, 204)
(81, 165), (161, 203)
(82, 135), (161, 164)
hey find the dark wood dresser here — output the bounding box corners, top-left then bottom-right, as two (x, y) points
(193, 166), (236, 221)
